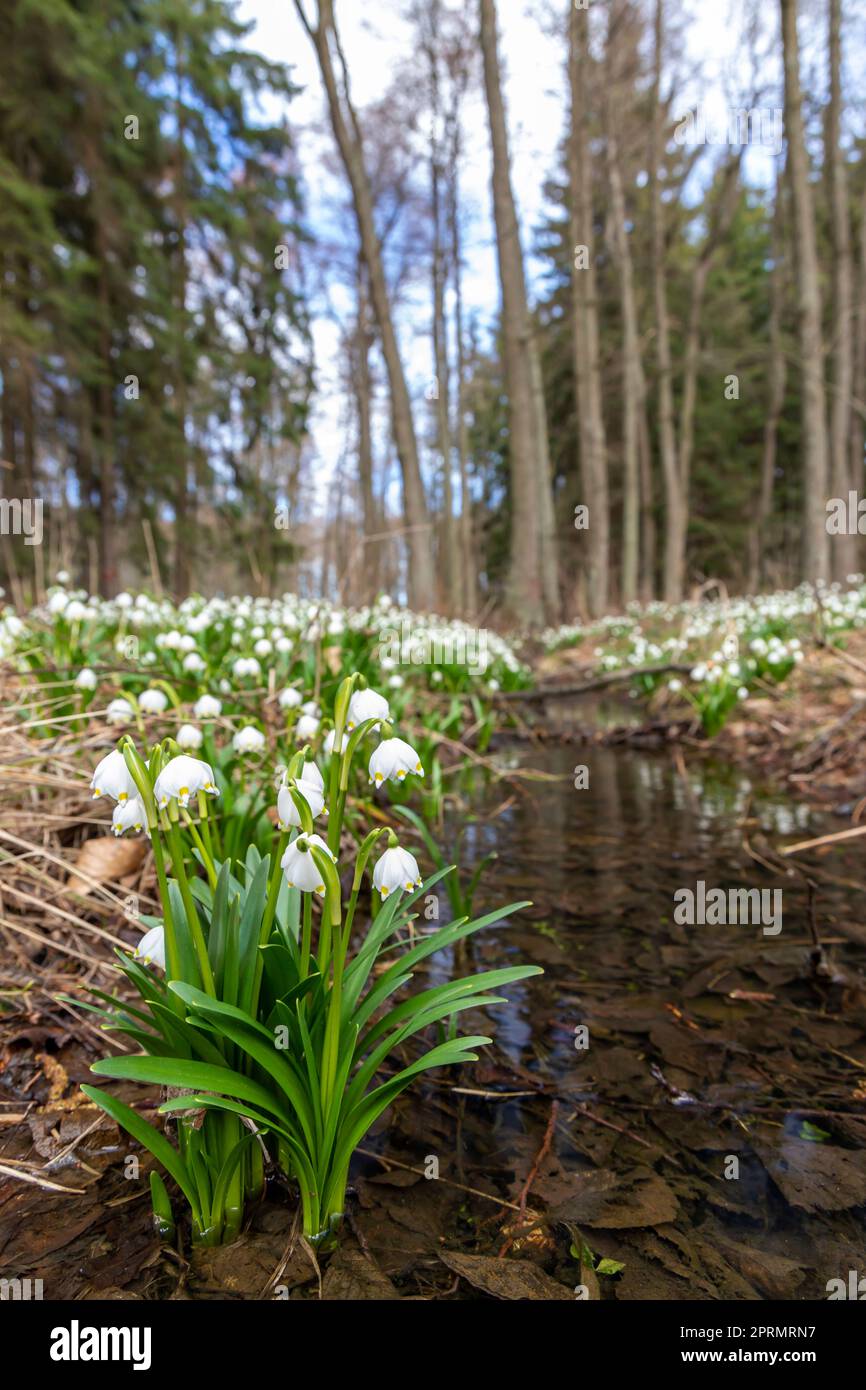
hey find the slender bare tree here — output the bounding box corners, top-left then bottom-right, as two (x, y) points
(827, 0), (855, 579)
(780, 0), (830, 581)
(479, 0), (557, 624)
(568, 0), (610, 615)
(293, 0), (435, 608)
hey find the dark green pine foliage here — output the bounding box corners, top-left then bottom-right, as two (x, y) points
(0, 0), (311, 599)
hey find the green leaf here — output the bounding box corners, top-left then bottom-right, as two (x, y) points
(81, 1084), (200, 1218)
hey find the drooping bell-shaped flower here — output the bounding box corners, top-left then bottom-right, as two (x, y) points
(368, 737), (424, 786)
(372, 844), (422, 898)
(134, 925), (166, 972)
(276, 780), (326, 829)
(324, 728), (348, 755)
(139, 688), (168, 714)
(278, 687), (302, 710)
(75, 667), (98, 691)
(154, 755), (219, 809)
(176, 723), (203, 751)
(346, 687), (390, 731)
(112, 797), (146, 836)
(91, 749), (137, 804)
(297, 758), (324, 794)
(106, 697), (134, 725)
(280, 833), (335, 894)
(233, 725), (266, 755)
(296, 713), (320, 740)
(194, 694), (222, 719)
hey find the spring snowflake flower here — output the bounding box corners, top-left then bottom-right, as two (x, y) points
(280, 833), (335, 894)
(297, 759), (324, 794)
(194, 694), (222, 719)
(91, 749), (137, 803)
(106, 697), (134, 725)
(346, 687), (390, 731)
(233, 656), (261, 679)
(65, 600), (87, 622)
(737, 686), (749, 701)
(668, 678), (682, 693)
(233, 726), (266, 755)
(139, 689), (168, 715)
(176, 723), (203, 751)
(112, 797), (146, 836)
(279, 687), (302, 710)
(368, 737), (424, 786)
(277, 779), (326, 829)
(372, 845), (422, 898)
(154, 755), (218, 809)
(75, 668), (98, 691)
(301, 700), (320, 718)
(324, 728), (348, 755)
(182, 652), (206, 674)
(296, 714), (320, 740)
(134, 925), (165, 971)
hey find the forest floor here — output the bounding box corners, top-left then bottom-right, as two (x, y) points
(2, 658), (866, 1301)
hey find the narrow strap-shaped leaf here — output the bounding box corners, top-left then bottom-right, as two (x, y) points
(81, 1084), (200, 1218)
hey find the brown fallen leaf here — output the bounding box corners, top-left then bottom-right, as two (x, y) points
(66, 836), (147, 897)
(439, 1251), (573, 1300)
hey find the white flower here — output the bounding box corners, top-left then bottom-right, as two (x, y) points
(65, 599), (87, 622)
(277, 780), (326, 828)
(55, 569), (70, 585)
(279, 687), (302, 710)
(232, 656), (261, 678)
(154, 755), (218, 809)
(112, 797), (146, 836)
(139, 689), (168, 715)
(368, 737), (424, 786)
(280, 833), (335, 894)
(324, 728), (348, 755)
(372, 845), (422, 898)
(668, 678), (682, 693)
(48, 591), (69, 615)
(387, 674), (404, 690)
(737, 686), (750, 701)
(134, 925), (165, 972)
(75, 667), (98, 691)
(347, 687), (390, 731)
(253, 638), (272, 657)
(194, 694), (222, 719)
(297, 759), (324, 794)
(91, 749), (137, 803)
(233, 726), (266, 755)
(176, 723), (203, 751)
(301, 700), (320, 718)
(106, 697), (134, 725)
(182, 652), (205, 674)
(296, 714), (320, 740)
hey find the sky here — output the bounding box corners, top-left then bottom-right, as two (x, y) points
(236, 0), (786, 510)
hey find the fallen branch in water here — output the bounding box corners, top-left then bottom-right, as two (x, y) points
(492, 663), (693, 701)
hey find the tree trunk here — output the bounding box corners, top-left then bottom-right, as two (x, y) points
(828, 0), (855, 579)
(294, 0), (435, 609)
(780, 0), (830, 581)
(479, 0), (549, 625)
(425, 5), (459, 612)
(650, 0), (684, 602)
(850, 185), (866, 575)
(446, 112), (477, 617)
(749, 160), (788, 591)
(568, 2), (610, 616)
(353, 262), (378, 599)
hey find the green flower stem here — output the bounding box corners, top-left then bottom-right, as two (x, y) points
(196, 791), (216, 868)
(149, 832), (183, 997)
(249, 833), (288, 1012)
(166, 824), (216, 996)
(181, 812), (217, 891)
(299, 894), (313, 981)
